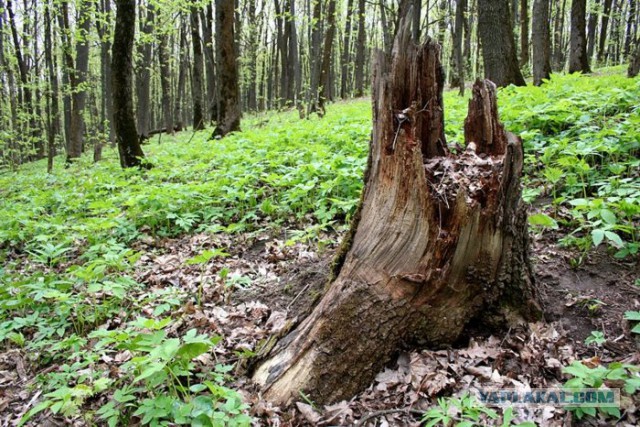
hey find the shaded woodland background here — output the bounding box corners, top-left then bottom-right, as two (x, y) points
(0, 0), (639, 169)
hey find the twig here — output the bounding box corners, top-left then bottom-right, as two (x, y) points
(356, 408), (424, 426)
(287, 281), (313, 310)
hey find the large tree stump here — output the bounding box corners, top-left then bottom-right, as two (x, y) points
(253, 21), (541, 406)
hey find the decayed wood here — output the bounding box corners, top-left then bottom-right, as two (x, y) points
(252, 18), (540, 406)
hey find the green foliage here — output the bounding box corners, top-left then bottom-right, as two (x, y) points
(421, 392), (535, 427)
(1, 70), (639, 425)
(562, 361), (639, 420)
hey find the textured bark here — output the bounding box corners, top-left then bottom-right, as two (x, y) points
(68, 0), (92, 162)
(174, 18), (187, 131)
(44, 1), (60, 172)
(113, 0), (146, 168)
(412, 0), (422, 42)
(598, 0), (613, 62)
(190, 8), (205, 131)
(202, 5), (217, 121)
(354, 0), (366, 97)
(624, 0), (637, 57)
(569, 0), (591, 73)
(629, 43), (640, 77)
(340, 0), (354, 99)
(552, 0), (567, 70)
(245, 0), (258, 110)
(451, 0), (466, 94)
(212, 0), (240, 137)
(158, 33), (173, 135)
(253, 21), (540, 406)
(519, 0), (529, 67)
(532, 0), (551, 85)
(306, 0), (323, 114)
(587, 0), (600, 59)
(96, 0), (114, 156)
(477, 0), (526, 86)
(318, 0), (337, 115)
(135, 3), (154, 140)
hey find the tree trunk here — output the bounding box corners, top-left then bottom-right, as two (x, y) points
(340, 0), (354, 99)
(113, 0), (146, 168)
(532, 0), (551, 85)
(451, 0), (466, 95)
(519, 0), (529, 67)
(478, 0), (526, 86)
(625, 0), (638, 58)
(629, 42), (640, 77)
(245, 0), (258, 110)
(306, 0), (323, 115)
(174, 18), (187, 131)
(190, 7), (205, 131)
(96, 0), (114, 158)
(587, 0), (600, 59)
(318, 0), (337, 115)
(68, 0), (92, 162)
(212, 0), (240, 137)
(412, 0), (422, 42)
(598, 0), (613, 62)
(135, 2), (154, 141)
(568, 0), (591, 73)
(202, 5), (217, 121)
(253, 19), (541, 406)
(354, 0), (366, 97)
(158, 33), (173, 135)
(552, 0), (567, 70)
(44, 0), (60, 172)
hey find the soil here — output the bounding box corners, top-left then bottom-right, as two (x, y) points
(2, 225), (638, 426)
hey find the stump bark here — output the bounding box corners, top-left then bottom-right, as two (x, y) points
(253, 21), (541, 406)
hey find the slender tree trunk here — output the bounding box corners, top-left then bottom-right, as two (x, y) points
(245, 0), (258, 110)
(158, 33), (173, 135)
(519, 0), (529, 67)
(174, 18), (187, 131)
(307, 0), (322, 114)
(629, 41), (640, 77)
(113, 0), (145, 168)
(96, 0), (113, 160)
(212, 0), (240, 137)
(318, 0), (337, 115)
(552, 0), (567, 70)
(68, 0), (92, 162)
(532, 0), (552, 85)
(135, 3), (154, 141)
(354, 0), (366, 97)
(288, 0), (303, 115)
(568, 0), (590, 73)
(202, 5), (217, 122)
(587, 0), (600, 59)
(627, 2), (639, 57)
(253, 20), (540, 406)
(477, 0), (526, 86)
(44, 0), (60, 172)
(379, 0), (392, 52)
(340, 0), (354, 99)
(190, 7), (205, 130)
(412, 0), (422, 42)
(598, 0), (613, 62)
(451, 0), (466, 95)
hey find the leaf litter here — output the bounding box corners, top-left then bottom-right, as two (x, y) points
(0, 227), (638, 426)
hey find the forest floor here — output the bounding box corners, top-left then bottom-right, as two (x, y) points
(0, 68), (638, 426)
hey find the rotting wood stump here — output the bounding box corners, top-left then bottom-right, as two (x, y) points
(252, 20), (542, 406)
